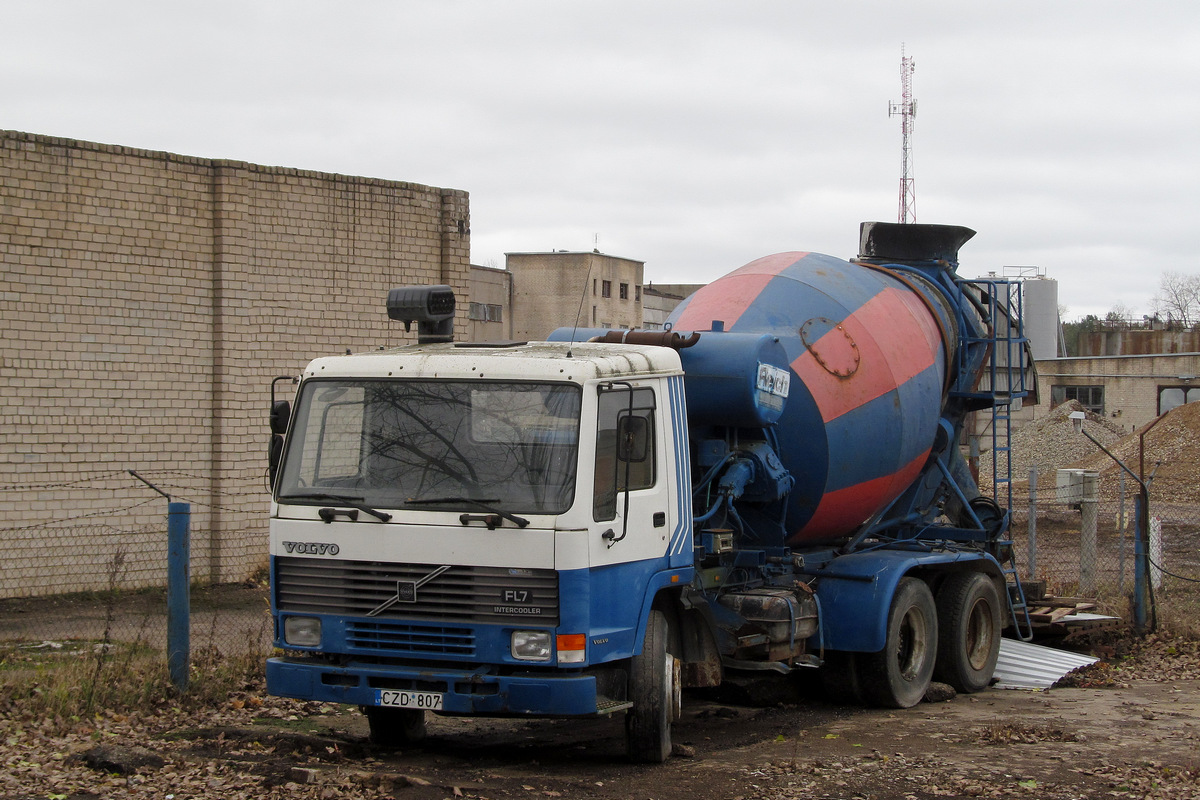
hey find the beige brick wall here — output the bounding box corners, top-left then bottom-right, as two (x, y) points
(0, 131), (469, 599)
(1034, 354), (1200, 432)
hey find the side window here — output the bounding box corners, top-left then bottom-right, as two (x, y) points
(594, 386), (656, 521)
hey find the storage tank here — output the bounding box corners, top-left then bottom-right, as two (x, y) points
(1021, 276), (1060, 360)
(666, 226), (971, 545)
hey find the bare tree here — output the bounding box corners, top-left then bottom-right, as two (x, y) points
(1151, 271), (1200, 327)
(1106, 302), (1135, 325)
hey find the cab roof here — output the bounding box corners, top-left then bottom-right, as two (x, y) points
(301, 340), (684, 383)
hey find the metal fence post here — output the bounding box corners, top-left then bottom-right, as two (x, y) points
(1027, 466), (1037, 579)
(1118, 471), (1127, 592)
(1080, 471), (1098, 596)
(1149, 515), (1163, 593)
(1133, 493), (1147, 633)
(168, 501), (191, 691)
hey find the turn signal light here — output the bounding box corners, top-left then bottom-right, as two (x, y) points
(557, 633), (586, 664)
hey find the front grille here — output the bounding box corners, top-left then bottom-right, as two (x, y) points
(276, 557), (559, 625)
(347, 621), (475, 657)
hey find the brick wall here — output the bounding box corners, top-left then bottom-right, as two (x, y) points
(1034, 353), (1200, 432)
(0, 131), (469, 599)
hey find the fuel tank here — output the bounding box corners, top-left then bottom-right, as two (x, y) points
(667, 225), (971, 545)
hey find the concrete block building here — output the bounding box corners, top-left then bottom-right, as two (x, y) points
(507, 251), (644, 341)
(0, 130), (469, 598)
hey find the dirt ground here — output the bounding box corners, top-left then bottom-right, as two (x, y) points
(217, 676), (1200, 800)
(7, 664), (1199, 800)
(4, 591), (1200, 798)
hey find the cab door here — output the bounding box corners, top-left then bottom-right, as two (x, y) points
(588, 382), (672, 567)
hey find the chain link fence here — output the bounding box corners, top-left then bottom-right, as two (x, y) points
(3, 461), (1198, 697)
(1005, 466), (1200, 631)
(0, 471), (272, 683)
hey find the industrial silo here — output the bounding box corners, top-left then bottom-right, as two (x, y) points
(1021, 276), (1061, 360)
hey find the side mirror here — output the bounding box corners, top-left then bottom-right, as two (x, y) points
(268, 434), (285, 489)
(270, 400), (291, 435)
(617, 415), (650, 462)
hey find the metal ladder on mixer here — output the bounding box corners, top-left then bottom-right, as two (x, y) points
(966, 278), (1035, 641)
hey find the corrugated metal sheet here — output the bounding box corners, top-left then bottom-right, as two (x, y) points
(992, 637), (1100, 690)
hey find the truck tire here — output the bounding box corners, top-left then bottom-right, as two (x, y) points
(363, 707), (426, 747)
(626, 609), (680, 763)
(860, 577), (937, 708)
(933, 571), (1001, 693)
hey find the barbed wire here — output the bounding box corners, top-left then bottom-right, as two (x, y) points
(0, 497), (160, 532)
(0, 470), (129, 492)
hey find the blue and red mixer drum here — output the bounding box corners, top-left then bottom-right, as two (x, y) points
(668, 251), (950, 545)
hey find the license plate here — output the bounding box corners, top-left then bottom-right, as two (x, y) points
(376, 689), (443, 710)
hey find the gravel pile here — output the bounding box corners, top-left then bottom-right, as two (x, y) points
(979, 399), (1124, 490)
(1070, 399), (1200, 505)
(978, 399), (1200, 506)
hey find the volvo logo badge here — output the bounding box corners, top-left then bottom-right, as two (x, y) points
(367, 565), (451, 617)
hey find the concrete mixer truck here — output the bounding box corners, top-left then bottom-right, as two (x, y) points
(264, 222), (1034, 762)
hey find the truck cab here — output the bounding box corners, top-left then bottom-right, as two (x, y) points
(267, 335), (693, 760)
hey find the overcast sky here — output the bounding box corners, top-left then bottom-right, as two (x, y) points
(4, 1), (1197, 320)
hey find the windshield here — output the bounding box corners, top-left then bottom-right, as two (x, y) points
(277, 379), (581, 514)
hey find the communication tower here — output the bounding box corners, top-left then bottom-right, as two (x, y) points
(889, 45), (917, 224)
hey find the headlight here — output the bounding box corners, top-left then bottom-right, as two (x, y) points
(284, 616), (322, 647)
(511, 630), (552, 661)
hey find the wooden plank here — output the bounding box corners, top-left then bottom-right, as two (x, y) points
(1048, 607), (1076, 622)
(1038, 597), (1095, 608)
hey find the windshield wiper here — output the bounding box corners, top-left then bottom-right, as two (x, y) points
(278, 492), (392, 523)
(404, 497), (530, 529)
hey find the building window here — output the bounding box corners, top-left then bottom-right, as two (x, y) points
(1159, 385), (1200, 415)
(467, 303), (503, 322)
(592, 305), (597, 323)
(1050, 384), (1104, 414)
(593, 278), (597, 296)
(601, 280), (612, 298)
(635, 286), (642, 301)
(619, 283), (629, 300)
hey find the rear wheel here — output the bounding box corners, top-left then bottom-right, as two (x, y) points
(363, 706), (426, 747)
(861, 577), (937, 708)
(626, 609), (680, 763)
(933, 571), (1002, 693)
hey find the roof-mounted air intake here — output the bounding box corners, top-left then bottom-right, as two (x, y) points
(386, 285), (456, 344)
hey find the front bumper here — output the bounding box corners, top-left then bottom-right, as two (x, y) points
(267, 656), (605, 716)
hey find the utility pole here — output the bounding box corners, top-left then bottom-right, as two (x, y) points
(889, 44), (917, 224)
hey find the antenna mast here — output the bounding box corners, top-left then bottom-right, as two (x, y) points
(889, 44), (917, 224)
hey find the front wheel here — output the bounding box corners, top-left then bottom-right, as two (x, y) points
(626, 609), (680, 763)
(860, 577), (937, 708)
(363, 706), (426, 747)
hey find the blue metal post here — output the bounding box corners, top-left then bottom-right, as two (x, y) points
(167, 502), (191, 691)
(1133, 494), (1147, 633)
